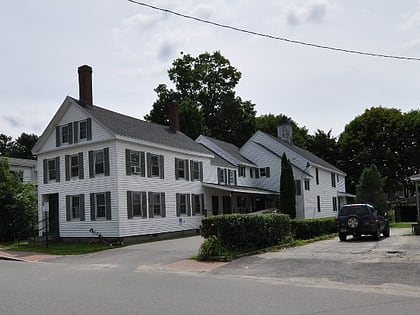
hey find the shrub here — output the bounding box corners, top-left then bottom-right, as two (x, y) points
(197, 235), (224, 260)
(201, 213), (291, 250)
(291, 217), (336, 239)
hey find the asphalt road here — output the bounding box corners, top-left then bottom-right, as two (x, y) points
(1, 228), (420, 315)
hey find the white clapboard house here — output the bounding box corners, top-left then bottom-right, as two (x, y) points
(32, 65), (351, 240)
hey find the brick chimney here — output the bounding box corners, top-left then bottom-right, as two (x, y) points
(169, 103), (180, 131)
(78, 65), (93, 107)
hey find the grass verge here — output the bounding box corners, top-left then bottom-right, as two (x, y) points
(390, 222), (415, 228)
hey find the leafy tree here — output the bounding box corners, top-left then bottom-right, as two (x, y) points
(307, 129), (339, 166)
(0, 134), (13, 156)
(145, 51), (256, 146)
(280, 153), (296, 218)
(338, 107), (404, 197)
(356, 164), (387, 210)
(9, 133), (38, 159)
(0, 159), (37, 241)
(256, 114), (310, 148)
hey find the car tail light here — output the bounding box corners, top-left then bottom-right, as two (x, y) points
(369, 216), (376, 224)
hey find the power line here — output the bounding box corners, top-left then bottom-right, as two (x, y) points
(127, 0), (420, 61)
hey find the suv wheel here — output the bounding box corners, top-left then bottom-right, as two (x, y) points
(346, 216), (359, 229)
(339, 233), (347, 241)
(373, 226), (381, 241)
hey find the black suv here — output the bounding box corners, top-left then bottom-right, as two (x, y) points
(337, 204), (390, 241)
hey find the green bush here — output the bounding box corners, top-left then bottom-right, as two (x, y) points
(197, 235), (224, 260)
(201, 213), (291, 250)
(291, 217), (336, 239)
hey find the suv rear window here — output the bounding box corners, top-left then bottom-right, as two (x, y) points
(339, 206), (370, 216)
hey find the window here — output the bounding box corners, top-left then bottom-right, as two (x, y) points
(175, 158), (189, 180)
(228, 169), (237, 185)
(190, 160), (203, 181)
(48, 159), (57, 180)
(331, 173), (336, 187)
(148, 192), (166, 218)
(71, 155), (79, 177)
(79, 120), (88, 140)
(304, 179), (310, 191)
(212, 196), (219, 215)
(62, 125), (69, 144)
(259, 167), (270, 178)
(238, 166), (246, 177)
(130, 151), (142, 175)
(332, 197), (338, 212)
(317, 196), (321, 212)
(250, 168), (254, 178)
(127, 191), (147, 219)
(96, 193), (106, 218)
(176, 193), (191, 216)
(94, 150), (104, 175)
(147, 153), (164, 178)
(217, 168), (226, 184)
(43, 157), (60, 183)
(192, 194), (204, 215)
(337, 174), (340, 183)
(316, 168), (319, 185)
(90, 192), (111, 220)
(255, 168), (260, 178)
(89, 148), (110, 178)
(66, 194), (85, 221)
(295, 180), (302, 196)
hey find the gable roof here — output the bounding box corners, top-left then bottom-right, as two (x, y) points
(260, 131), (345, 175)
(33, 96), (212, 156)
(196, 135), (255, 167)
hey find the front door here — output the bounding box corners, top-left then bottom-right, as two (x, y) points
(48, 194), (59, 236)
(222, 196), (232, 214)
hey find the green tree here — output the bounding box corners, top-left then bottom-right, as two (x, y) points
(307, 129), (339, 166)
(356, 164), (387, 210)
(0, 158), (37, 241)
(256, 114), (310, 148)
(280, 153), (296, 218)
(145, 51), (256, 146)
(9, 133), (38, 159)
(0, 134), (13, 156)
(338, 107), (404, 197)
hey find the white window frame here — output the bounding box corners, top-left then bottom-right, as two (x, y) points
(48, 159), (57, 181)
(61, 125), (69, 144)
(94, 150), (105, 175)
(70, 154), (79, 178)
(95, 193), (106, 219)
(71, 195), (81, 220)
(79, 120), (88, 141)
(130, 151), (141, 175)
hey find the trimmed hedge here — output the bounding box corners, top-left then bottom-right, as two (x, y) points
(201, 214), (291, 249)
(291, 217), (336, 240)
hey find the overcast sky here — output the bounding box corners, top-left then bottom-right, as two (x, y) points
(1, 0), (420, 140)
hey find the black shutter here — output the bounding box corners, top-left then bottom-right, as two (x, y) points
(160, 192), (166, 217)
(125, 149), (131, 175)
(191, 194), (196, 216)
(234, 170), (237, 185)
(187, 194), (191, 216)
(255, 168), (260, 178)
(68, 123), (73, 144)
(224, 169), (227, 185)
(146, 153), (151, 178)
(66, 195), (71, 221)
(56, 126), (61, 147)
(190, 160), (194, 181)
(55, 156), (60, 182)
(140, 152), (145, 177)
(73, 122), (79, 144)
(88, 150), (94, 178)
(105, 191), (111, 220)
(175, 158), (179, 180)
(65, 155), (70, 181)
(217, 167), (221, 184)
(148, 192), (153, 218)
(266, 167), (270, 178)
(199, 162), (203, 182)
(104, 147), (110, 176)
(200, 194), (204, 215)
(86, 118), (92, 141)
(90, 193), (96, 221)
(127, 191), (133, 219)
(43, 159), (48, 184)
(159, 155), (164, 179)
(176, 193), (180, 217)
(141, 192), (147, 218)
(78, 152), (84, 179)
(80, 194), (85, 221)
(185, 159), (189, 181)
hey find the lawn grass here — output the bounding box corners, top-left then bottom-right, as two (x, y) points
(390, 222), (415, 228)
(1, 241), (111, 255)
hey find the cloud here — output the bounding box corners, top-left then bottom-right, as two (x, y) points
(285, 0), (330, 26)
(3, 116), (20, 128)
